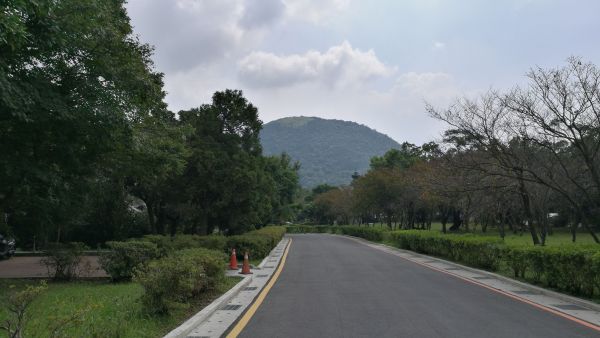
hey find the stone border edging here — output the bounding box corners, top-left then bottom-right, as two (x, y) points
(163, 237), (287, 338)
(335, 234), (600, 313)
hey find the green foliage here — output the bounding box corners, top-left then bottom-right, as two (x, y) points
(261, 116), (400, 187)
(390, 231), (503, 269)
(0, 281), (47, 338)
(132, 247), (228, 315)
(174, 248), (227, 289)
(194, 235), (228, 251)
(285, 225), (333, 233)
(247, 226), (287, 248)
(337, 226), (386, 242)
(1, 0), (167, 246)
(41, 242), (88, 281)
(133, 255), (207, 315)
(502, 245), (600, 297)
(370, 142), (423, 170)
(99, 241), (161, 282)
(0, 278), (241, 337)
(226, 235), (272, 260)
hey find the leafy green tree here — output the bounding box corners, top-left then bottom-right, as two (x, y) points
(0, 0), (166, 245)
(180, 90), (265, 234)
(370, 142), (422, 170)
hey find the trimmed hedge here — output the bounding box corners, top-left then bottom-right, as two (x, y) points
(285, 225), (333, 233)
(247, 226), (286, 248)
(132, 248), (226, 315)
(336, 226), (386, 242)
(99, 241), (161, 281)
(390, 230), (600, 298)
(502, 245), (600, 297)
(390, 231), (503, 270)
(133, 226), (286, 262)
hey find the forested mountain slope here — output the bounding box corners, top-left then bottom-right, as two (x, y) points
(261, 116), (400, 187)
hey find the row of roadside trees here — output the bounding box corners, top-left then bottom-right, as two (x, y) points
(304, 58), (600, 246)
(0, 0), (300, 249)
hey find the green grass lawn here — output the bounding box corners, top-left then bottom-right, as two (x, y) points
(0, 277), (241, 338)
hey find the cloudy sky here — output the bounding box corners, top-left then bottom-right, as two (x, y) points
(125, 0), (600, 144)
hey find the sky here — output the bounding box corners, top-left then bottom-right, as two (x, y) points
(125, 0), (600, 144)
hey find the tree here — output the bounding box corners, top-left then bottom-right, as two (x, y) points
(180, 90), (266, 235)
(0, 0), (166, 245)
(353, 168), (406, 228)
(429, 58), (600, 244)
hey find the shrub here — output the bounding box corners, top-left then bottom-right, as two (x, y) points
(133, 255), (207, 315)
(337, 226), (386, 242)
(195, 235), (228, 251)
(99, 241), (161, 281)
(41, 242), (88, 281)
(285, 225), (336, 233)
(174, 248), (227, 288)
(1, 281), (47, 338)
(139, 235), (174, 256)
(247, 226), (286, 247)
(226, 235), (272, 260)
(389, 231), (503, 270)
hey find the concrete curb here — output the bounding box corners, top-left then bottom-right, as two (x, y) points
(163, 238), (287, 338)
(335, 234), (600, 313)
(164, 276), (252, 338)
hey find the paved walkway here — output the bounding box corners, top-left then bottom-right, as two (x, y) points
(0, 256), (107, 278)
(238, 234), (600, 338)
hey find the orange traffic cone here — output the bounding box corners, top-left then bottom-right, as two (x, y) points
(239, 251), (252, 275)
(228, 249), (238, 270)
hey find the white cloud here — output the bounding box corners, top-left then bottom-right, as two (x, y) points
(237, 41), (394, 88)
(282, 0), (350, 24)
(126, 0), (284, 72)
(433, 41), (446, 50)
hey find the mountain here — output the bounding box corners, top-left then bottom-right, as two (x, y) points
(260, 116), (400, 187)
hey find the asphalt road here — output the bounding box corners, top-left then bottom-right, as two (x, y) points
(238, 234), (600, 338)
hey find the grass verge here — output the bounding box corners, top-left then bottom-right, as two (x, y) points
(0, 277), (241, 338)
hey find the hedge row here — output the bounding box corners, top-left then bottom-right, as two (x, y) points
(100, 226), (286, 281)
(285, 225), (332, 233)
(389, 230), (600, 298)
(501, 245), (600, 297)
(285, 225), (385, 241)
(334, 226), (386, 242)
(390, 231), (504, 270)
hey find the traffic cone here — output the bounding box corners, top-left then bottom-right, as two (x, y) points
(239, 251), (252, 275)
(228, 249), (238, 270)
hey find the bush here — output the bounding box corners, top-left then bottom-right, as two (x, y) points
(337, 226), (386, 242)
(41, 242), (88, 281)
(195, 235), (228, 251)
(388, 230), (600, 298)
(133, 255), (207, 315)
(247, 226), (286, 247)
(226, 235), (272, 260)
(99, 241), (161, 281)
(390, 231), (503, 270)
(139, 235), (174, 256)
(174, 248), (227, 288)
(285, 225), (333, 233)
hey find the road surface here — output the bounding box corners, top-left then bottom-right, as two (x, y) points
(238, 234), (599, 338)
